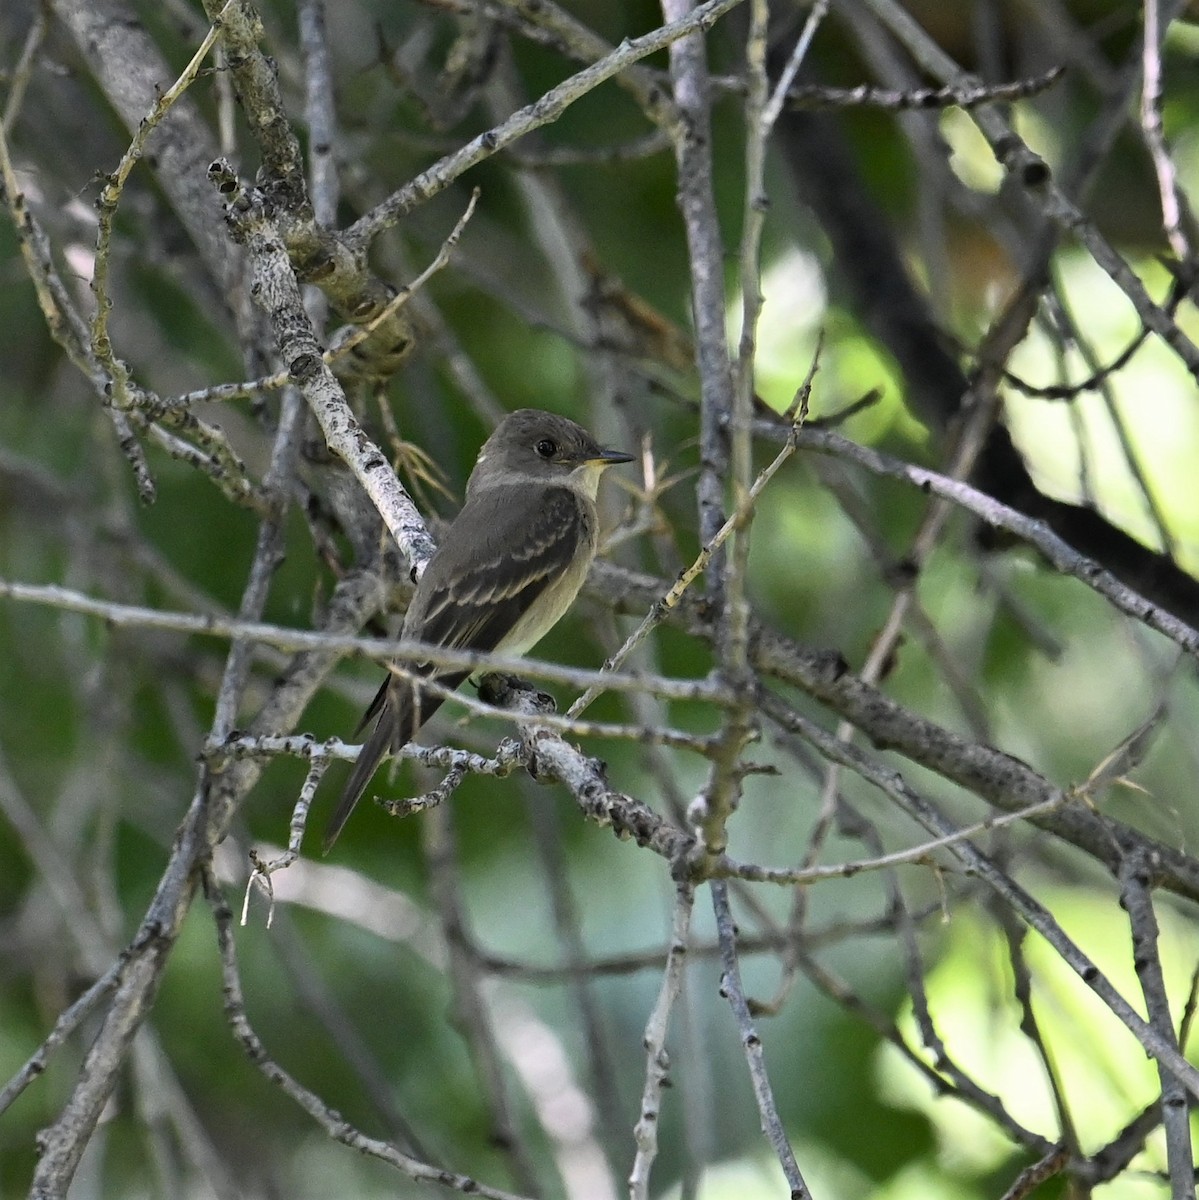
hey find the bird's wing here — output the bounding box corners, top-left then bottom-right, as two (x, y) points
(322, 485), (589, 854)
(407, 483), (591, 657)
(355, 483), (588, 737)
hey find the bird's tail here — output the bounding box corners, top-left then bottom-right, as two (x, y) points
(321, 672), (458, 853)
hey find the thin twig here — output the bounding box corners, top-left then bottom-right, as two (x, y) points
(241, 758), (329, 928)
(629, 883), (694, 1199)
(711, 883), (812, 1198)
(569, 397), (812, 720)
(1118, 851), (1194, 1199)
(0, 965), (123, 1117)
(345, 0), (748, 251)
(202, 868), (534, 1199)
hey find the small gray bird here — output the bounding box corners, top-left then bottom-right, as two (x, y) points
(324, 409), (634, 851)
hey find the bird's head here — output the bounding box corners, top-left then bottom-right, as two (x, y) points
(468, 409), (634, 498)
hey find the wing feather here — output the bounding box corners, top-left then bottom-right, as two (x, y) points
(323, 485), (590, 852)
(408, 485), (589, 655)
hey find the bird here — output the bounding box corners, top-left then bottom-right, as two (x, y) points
(323, 408), (634, 852)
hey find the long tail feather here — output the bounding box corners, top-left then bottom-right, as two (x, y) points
(322, 673), (461, 853)
(322, 691), (409, 854)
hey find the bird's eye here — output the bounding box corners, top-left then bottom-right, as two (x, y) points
(535, 438), (558, 459)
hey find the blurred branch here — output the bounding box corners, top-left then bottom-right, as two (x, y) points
(421, 806), (546, 1195)
(46, 0), (238, 290)
(1140, 0), (1194, 265)
(712, 882), (812, 1197)
(346, 0), (747, 251)
(996, 1147), (1070, 1200)
(629, 883), (693, 1200)
(777, 4), (1199, 629)
(783, 426), (1199, 659)
(858, 0), (1199, 378)
(1119, 851), (1194, 1199)
(764, 692), (1199, 1100)
(780, 64), (1065, 109)
(0, 968), (121, 1118)
(25, 565), (388, 1196)
(203, 868), (535, 1199)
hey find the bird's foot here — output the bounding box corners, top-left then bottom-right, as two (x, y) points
(476, 672), (556, 715)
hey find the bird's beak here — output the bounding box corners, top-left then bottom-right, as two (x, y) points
(586, 447), (635, 466)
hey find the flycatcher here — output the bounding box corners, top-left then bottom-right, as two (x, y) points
(324, 409), (634, 851)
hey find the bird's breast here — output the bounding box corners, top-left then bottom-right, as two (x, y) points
(497, 502), (596, 657)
